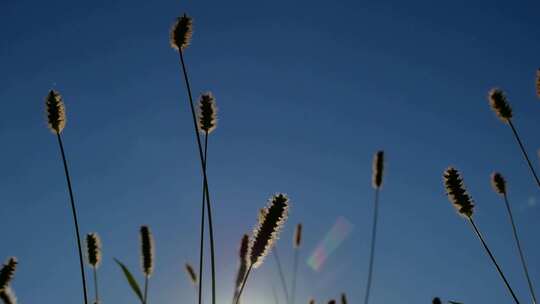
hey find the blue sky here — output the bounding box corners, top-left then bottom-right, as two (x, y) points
(1, 0), (540, 303)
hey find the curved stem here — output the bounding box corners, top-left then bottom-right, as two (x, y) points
(363, 188), (379, 304)
(291, 248), (299, 304)
(273, 247), (290, 304)
(234, 264), (253, 304)
(197, 133), (209, 304)
(503, 194), (537, 304)
(177, 50), (217, 304)
(508, 120), (540, 189)
(469, 219), (520, 304)
(56, 133), (88, 304)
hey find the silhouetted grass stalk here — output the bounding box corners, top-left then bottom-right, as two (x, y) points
(272, 248), (290, 304)
(56, 133), (89, 304)
(291, 223), (302, 304)
(364, 151), (384, 304)
(171, 15), (217, 304)
(363, 188), (379, 304)
(235, 194), (290, 304)
(488, 89), (540, 189)
(507, 121), (540, 189)
(468, 219), (520, 303)
(444, 167), (519, 304)
(502, 192), (537, 304)
(291, 249), (299, 304)
(197, 132), (208, 304)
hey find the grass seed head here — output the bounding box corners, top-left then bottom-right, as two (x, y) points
(372, 150), (384, 189)
(198, 92), (218, 134)
(488, 88), (512, 122)
(184, 263), (197, 285)
(294, 223), (302, 249)
(491, 172), (507, 196)
(0, 258), (17, 292)
(443, 167), (475, 218)
(170, 14), (193, 51)
(249, 193), (290, 268)
(45, 90), (66, 133)
(86, 233), (102, 268)
(140, 226), (154, 277)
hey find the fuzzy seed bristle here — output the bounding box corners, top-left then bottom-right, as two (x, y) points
(340, 293), (347, 304)
(140, 226), (154, 277)
(249, 194), (290, 268)
(294, 223), (302, 249)
(0, 258), (17, 292)
(86, 233), (102, 268)
(170, 14), (193, 51)
(372, 150), (384, 188)
(184, 263), (197, 285)
(0, 287), (16, 304)
(309, 299), (315, 304)
(536, 69), (540, 99)
(488, 88), (513, 122)
(491, 172), (507, 196)
(198, 92), (218, 134)
(234, 234), (250, 301)
(432, 297), (442, 304)
(443, 167), (475, 218)
(45, 90), (66, 133)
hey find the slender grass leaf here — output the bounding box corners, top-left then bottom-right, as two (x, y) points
(114, 258), (144, 303)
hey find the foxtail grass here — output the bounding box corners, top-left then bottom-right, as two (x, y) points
(170, 14), (217, 304)
(0, 287), (16, 304)
(536, 69), (540, 99)
(86, 233), (102, 304)
(140, 226), (154, 304)
(491, 172), (537, 304)
(443, 167), (519, 303)
(233, 235), (250, 304)
(364, 150), (384, 304)
(340, 293), (347, 304)
(235, 194), (290, 304)
(0, 258), (17, 292)
(195, 92), (218, 304)
(488, 88), (540, 189)
(432, 298), (441, 304)
(309, 299), (315, 304)
(291, 223), (302, 304)
(328, 300), (336, 304)
(45, 90), (88, 304)
(185, 263), (197, 286)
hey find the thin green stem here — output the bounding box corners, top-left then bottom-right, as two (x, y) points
(503, 194), (537, 304)
(469, 218), (520, 304)
(273, 247), (290, 304)
(93, 267), (99, 303)
(177, 50), (217, 304)
(234, 264), (253, 304)
(56, 133), (89, 304)
(291, 248), (299, 304)
(197, 133), (209, 304)
(363, 188), (380, 304)
(508, 120), (540, 189)
(143, 276), (149, 304)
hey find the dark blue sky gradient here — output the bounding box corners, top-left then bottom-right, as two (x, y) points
(1, 0), (540, 303)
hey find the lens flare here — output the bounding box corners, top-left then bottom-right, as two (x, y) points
(307, 216), (353, 271)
